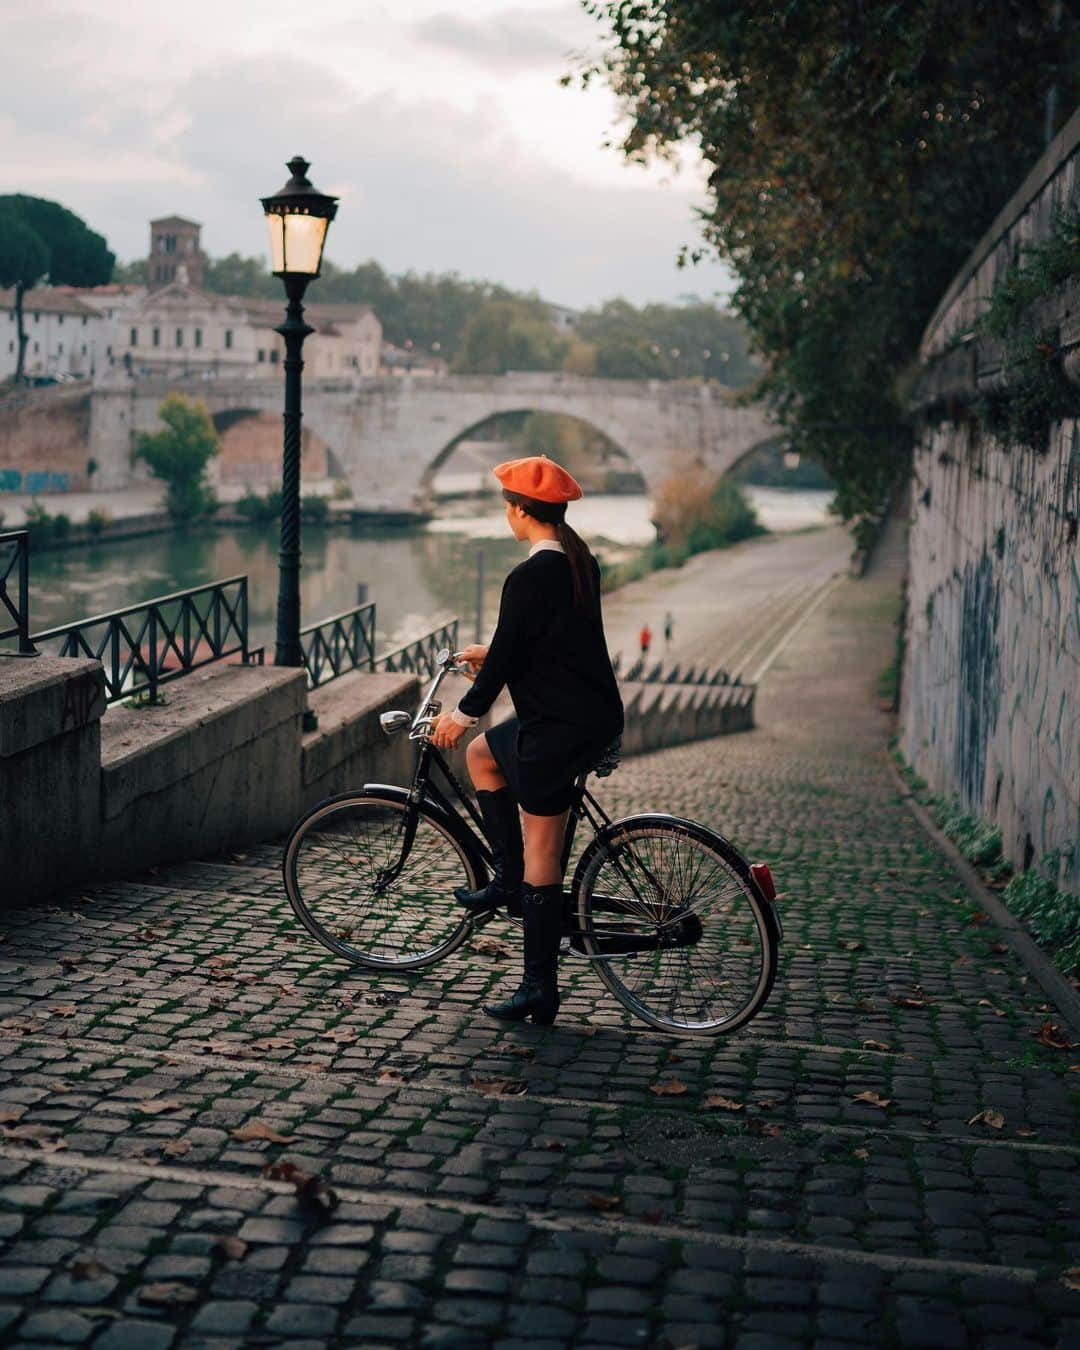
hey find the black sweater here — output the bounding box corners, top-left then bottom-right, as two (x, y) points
(458, 550), (624, 738)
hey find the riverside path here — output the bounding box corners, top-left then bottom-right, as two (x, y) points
(0, 521), (1077, 1348)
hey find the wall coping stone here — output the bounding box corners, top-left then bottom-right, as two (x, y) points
(100, 661), (306, 821)
(0, 656), (105, 758)
(302, 669), (420, 788)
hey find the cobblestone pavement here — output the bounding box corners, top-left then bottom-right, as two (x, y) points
(1, 527), (1078, 1348)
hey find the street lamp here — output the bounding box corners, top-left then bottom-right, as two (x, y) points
(260, 156), (338, 672)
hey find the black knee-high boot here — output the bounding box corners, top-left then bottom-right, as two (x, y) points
(454, 788), (523, 915)
(483, 883), (562, 1025)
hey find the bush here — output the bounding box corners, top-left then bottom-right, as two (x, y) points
(136, 394), (219, 521)
(236, 487), (282, 523)
(52, 512), (71, 539)
(332, 479), (353, 501)
(1003, 853), (1080, 977)
(302, 495), (330, 523)
(86, 507), (110, 536)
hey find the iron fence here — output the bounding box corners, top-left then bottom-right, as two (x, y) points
(0, 531), (33, 655)
(32, 575), (256, 704)
(301, 602), (376, 688)
(378, 619), (460, 679)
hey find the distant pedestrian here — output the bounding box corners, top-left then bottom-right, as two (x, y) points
(664, 612), (674, 646)
(639, 623), (652, 658)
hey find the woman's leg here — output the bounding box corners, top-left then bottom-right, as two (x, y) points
(521, 809), (569, 886)
(466, 733), (507, 792)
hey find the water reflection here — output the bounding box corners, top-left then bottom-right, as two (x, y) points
(28, 488), (833, 650)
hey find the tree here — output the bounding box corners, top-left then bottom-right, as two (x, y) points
(202, 252), (279, 299)
(136, 395), (219, 520)
(452, 298), (568, 374)
(0, 195), (114, 383)
(582, 1), (1080, 523)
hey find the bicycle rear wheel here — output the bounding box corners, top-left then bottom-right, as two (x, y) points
(573, 814), (777, 1036)
(283, 788), (480, 970)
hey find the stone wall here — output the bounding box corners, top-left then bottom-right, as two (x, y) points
(901, 107), (1080, 894)
(0, 385), (94, 494)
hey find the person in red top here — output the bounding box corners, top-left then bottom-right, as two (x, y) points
(430, 455), (623, 1026)
(639, 623), (652, 657)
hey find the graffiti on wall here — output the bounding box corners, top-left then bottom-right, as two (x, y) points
(0, 469), (70, 493)
(956, 552), (1002, 806)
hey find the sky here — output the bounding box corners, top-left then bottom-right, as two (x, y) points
(0, 0), (736, 309)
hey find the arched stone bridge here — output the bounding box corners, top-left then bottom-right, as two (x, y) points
(90, 372), (777, 513)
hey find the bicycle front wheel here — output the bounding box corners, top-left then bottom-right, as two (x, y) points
(283, 789), (481, 970)
(574, 814), (777, 1036)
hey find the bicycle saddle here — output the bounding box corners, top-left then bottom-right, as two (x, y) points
(591, 738), (622, 778)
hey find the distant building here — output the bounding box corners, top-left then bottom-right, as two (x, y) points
(0, 288), (104, 380)
(381, 341), (448, 379)
(547, 302), (580, 334)
(149, 216), (205, 291)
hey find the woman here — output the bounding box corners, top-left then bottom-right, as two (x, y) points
(431, 454), (624, 1026)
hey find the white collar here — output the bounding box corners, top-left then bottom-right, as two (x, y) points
(528, 539), (565, 557)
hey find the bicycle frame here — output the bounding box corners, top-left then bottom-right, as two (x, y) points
(378, 648), (616, 895)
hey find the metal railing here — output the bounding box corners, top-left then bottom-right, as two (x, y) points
(32, 575), (256, 704)
(378, 619), (460, 679)
(0, 531), (34, 655)
(301, 601), (376, 689)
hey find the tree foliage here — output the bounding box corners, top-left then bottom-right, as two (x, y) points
(452, 298), (569, 374)
(0, 194), (113, 381)
(581, 0), (1080, 522)
(136, 395), (219, 520)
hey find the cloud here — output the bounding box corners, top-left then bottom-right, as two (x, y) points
(411, 5), (592, 72)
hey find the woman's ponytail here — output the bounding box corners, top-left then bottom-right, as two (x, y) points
(502, 488), (598, 613)
(556, 519), (597, 613)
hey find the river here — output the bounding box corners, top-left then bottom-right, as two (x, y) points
(27, 488), (834, 652)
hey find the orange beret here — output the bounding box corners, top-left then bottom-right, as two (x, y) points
(494, 455), (583, 503)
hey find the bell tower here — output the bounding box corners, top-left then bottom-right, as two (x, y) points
(148, 216), (204, 290)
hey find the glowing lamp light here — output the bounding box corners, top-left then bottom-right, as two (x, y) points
(261, 157), (338, 279)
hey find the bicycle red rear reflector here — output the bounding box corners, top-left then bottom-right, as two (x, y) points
(750, 863), (776, 902)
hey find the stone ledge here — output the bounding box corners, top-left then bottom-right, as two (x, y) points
(100, 661), (306, 822)
(0, 656), (105, 758)
(303, 670), (420, 789)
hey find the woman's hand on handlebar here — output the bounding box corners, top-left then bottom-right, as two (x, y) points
(456, 644), (488, 681)
(430, 712), (467, 751)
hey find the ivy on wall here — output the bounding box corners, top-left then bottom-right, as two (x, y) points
(974, 208), (1080, 452)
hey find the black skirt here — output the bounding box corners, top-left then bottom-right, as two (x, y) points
(487, 715), (615, 816)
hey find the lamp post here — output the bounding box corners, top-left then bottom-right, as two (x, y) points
(260, 156), (338, 671)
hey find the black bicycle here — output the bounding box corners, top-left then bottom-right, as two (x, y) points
(283, 650), (783, 1036)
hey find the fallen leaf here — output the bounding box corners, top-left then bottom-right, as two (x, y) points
(71, 1256), (110, 1280)
(989, 941), (1009, 954)
(953, 954), (971, 965)
(505, 1045), (533, 1059)
(748, 1118), (782, 1138)
(754, 1098), (778, 1109)
(214, 1235), (247, 1260)
(59, 956), (81, 970)
(323, 1027), (359, 1045)
(470, 937), (512, 958)
(853, 1148), (870, 1160)
(138, 1282), (199, 1308)
(852, 1091), (892, 1109)
(231, 1120), (295, 1145)
(161, 1139), (192, 1158)
(249, 1037), (295, 1052)
(49, 1004), (77, 1017)
(649, 1079), (688, 1097)
(891, 995), (931, 1009)
(855, 999), (876, 1013)
(666, 1053), (684, 1064)
(579, 1026), (597, 1038)
(840, 940), (863, 951)
(968, 1108), (1005, 1130)
(134, 1098), (184, 1116)
(1034, 1020), (1074, 1051)
(862, 1040), (892, 1052)
(295, 1060), (331, 1072)
(470, 1076), (528, 1098)
(377, 1069), (405, 1084)
(261, 1160), (339, 1216)
(1015, 1126), (1038, 1138)
(703, 1095), (744, 1112)
(0, 1109), (27, 1125)
(0, 1124), (66, 1151)
(968, 910), (990, 926)
(584, 1193), (621, 1212)
(1062, 1267), (1080, 1292)
(541, 1138), (567, 1150)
